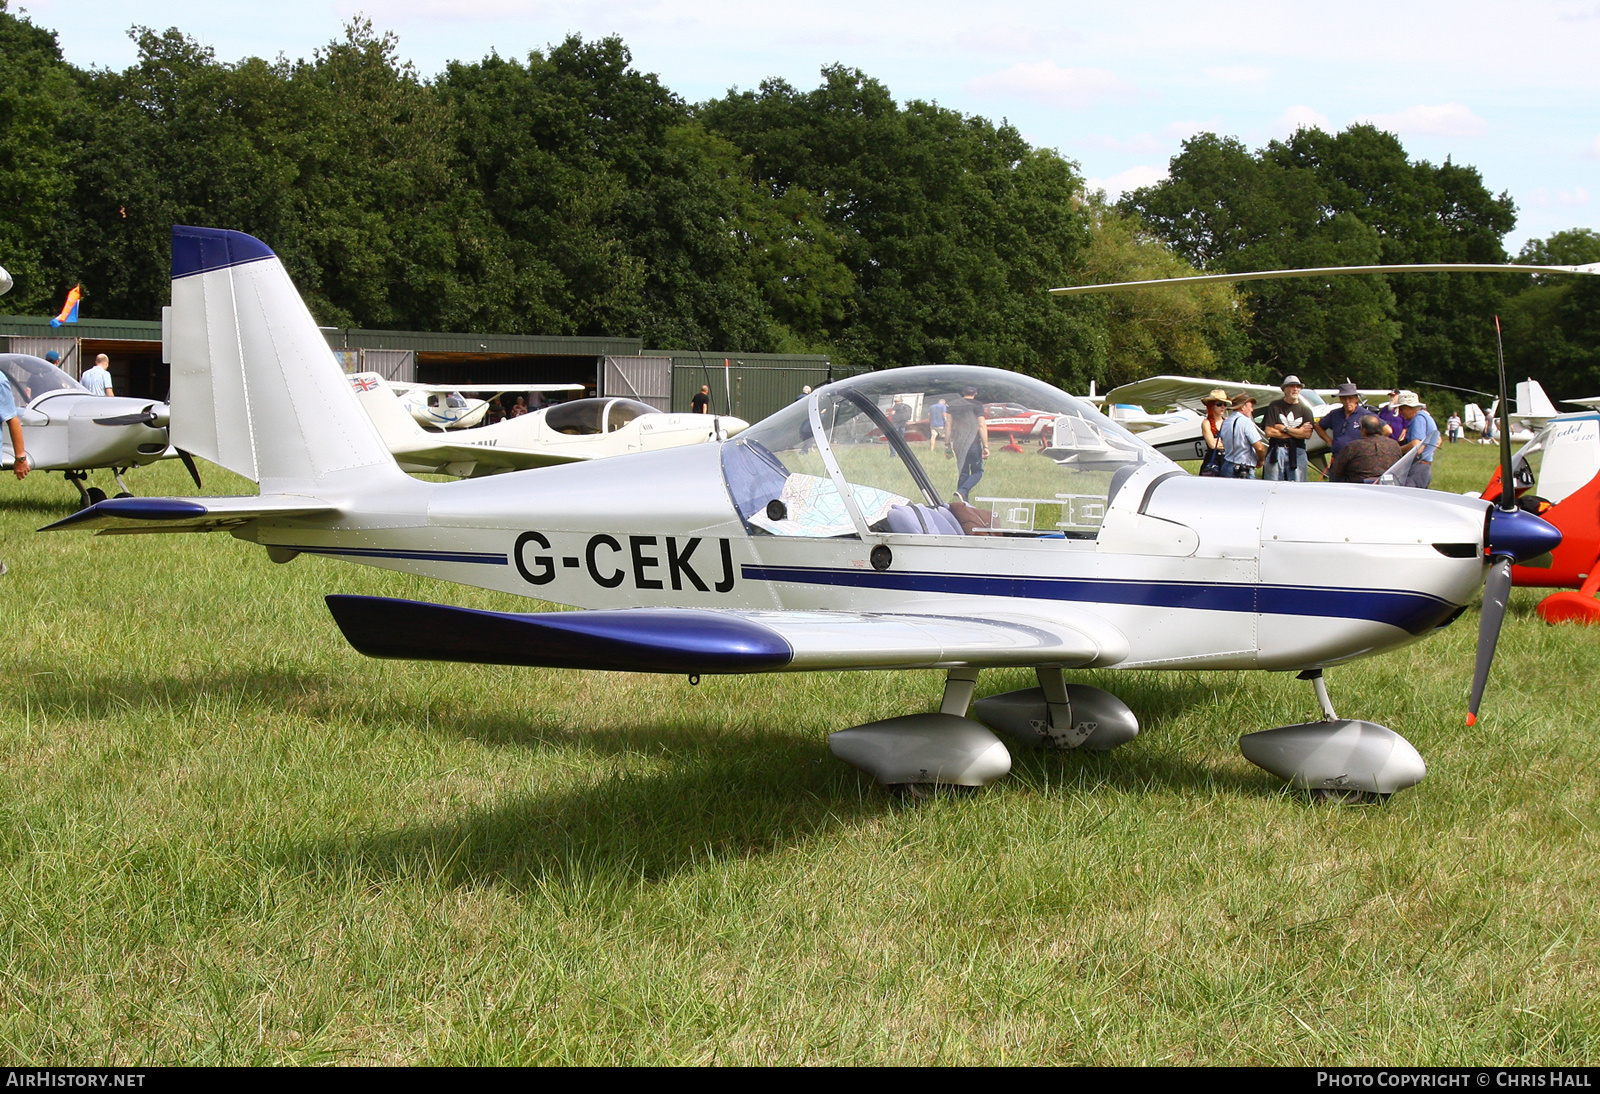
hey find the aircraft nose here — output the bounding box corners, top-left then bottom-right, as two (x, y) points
(1485, 506), (1562, 562)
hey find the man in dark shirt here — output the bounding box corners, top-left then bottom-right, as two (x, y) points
(1314, 380), (1378, 457)
(691, 385), (711, 414)
(945, 386), (989, 500)
(1329, 415), (1403, 483)
(1263, 375), (1315, 481)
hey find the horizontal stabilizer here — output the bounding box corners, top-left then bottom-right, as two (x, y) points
(325, 595), (1127, 673)
(325, 595), (794, 673)
(41, 494), (337, 533)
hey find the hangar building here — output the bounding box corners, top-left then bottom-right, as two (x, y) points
(0, 314), (855, 425)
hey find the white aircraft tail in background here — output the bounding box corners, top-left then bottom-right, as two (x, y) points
(1515, 379), (1558, 420)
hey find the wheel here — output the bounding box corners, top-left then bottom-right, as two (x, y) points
(113, 492), (133, 499)
(894, 782), (977, 801)
(1312, 787), (1388, 805)
(85, 487), (108, 506)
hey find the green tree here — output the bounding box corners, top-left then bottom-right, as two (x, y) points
(64, 21), (490, 330)
(1125, 126), (1518, 390)
(1072, 200), (1248, 387)
(0, 1), (81, 314)
(1124, 132), (1400, 387)
(1267, 125), (1515, 389)
(1502, 229), (1600, 401)
(699, 67), (1103, 384)
(442, 36), (798, 349)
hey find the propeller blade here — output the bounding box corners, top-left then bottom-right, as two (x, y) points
(1467, 556), (1514, 726)
(94, 410), (157, 427)
(177, 449), (203, 490)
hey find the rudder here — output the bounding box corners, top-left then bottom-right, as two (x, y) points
(168, 226), (404, 490)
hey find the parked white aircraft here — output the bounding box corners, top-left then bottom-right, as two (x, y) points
(1459, 380), (1555, 445)
(349, 371), (749, 478)
(1, 353), (201, 503)
(388, 381), (586, 430)
(47, 227), (1564, 801)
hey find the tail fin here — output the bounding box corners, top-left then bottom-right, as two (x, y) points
(1516, 379), (1557, 420)
(347, 373), (430, 448)
(168, 226), (406, 491)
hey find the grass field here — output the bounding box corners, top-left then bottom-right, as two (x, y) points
(2, 443), (1598, 1065)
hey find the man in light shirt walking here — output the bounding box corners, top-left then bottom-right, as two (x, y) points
(80, 353), (114, 397)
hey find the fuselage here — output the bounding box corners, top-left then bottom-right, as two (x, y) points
(237, 440), (1490, 673)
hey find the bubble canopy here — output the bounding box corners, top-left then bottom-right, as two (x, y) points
(721, 365), (1173, 540)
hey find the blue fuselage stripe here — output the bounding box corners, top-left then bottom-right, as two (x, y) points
(742, 565), (1458, 635)
(287, 545), (507, 565)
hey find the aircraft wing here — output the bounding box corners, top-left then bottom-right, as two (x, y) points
(325, 595), (1130, 673)
(1565, 398), (1600, 410)
(387, 437), (588, 473)
(40, 494), (338, 533)
(1102, 375), (1286, 413)
(386, 381), (586, 394)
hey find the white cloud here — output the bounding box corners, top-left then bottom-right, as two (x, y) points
(1203, 65), (1270, 84)
(966, 61), (1137, 108)
(1530, 186), (1591, 207)
(1162, 118), (1217, 141)
(1271, 105), (1332, 136)
(1082, 133), (1165, 154)
(1086, 164), (1168, 201)
(1356, 103), (1489, 138)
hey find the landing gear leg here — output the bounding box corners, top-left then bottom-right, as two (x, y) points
(1298, 669), (1338, 721)
(64, 469), (91, 508)
(940, 667), (980, 716)
(112, 465), (133, 498)
(1037, 666), (1091, 748)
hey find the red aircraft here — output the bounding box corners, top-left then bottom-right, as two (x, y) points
(1480, 410), (1600, 623)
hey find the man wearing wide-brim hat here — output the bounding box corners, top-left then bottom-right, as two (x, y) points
(1220, 391), (1266, 478)
(1395, 390), (1441, 490)
(1313, 379), (1380, 458)
(1262, 375), (1315, 482)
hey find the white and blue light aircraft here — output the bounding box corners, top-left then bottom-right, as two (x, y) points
(46, 227), (1566, 799)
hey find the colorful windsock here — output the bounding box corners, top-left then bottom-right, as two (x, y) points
(50, 284), (81, 327)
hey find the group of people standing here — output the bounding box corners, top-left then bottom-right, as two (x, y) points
(1200, 376), (1442, 489)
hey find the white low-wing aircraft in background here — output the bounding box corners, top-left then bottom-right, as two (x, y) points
(386, 380), (586, 430)
(46, 228), (1566, 800)
(1, 353), (204, 503)
(0, 267), (202, 502)
(349, 371), (749, 478)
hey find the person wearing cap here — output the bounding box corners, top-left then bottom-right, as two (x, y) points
(1396, 391), (1440, 489)
(1313, 380), (1378, 457)
(1220, 392), (1266, 478)
(1198, 388), (1230, 476)
(1262, 376), (1315, 482)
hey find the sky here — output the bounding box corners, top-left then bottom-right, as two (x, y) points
(14, 0), (1598, 252)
